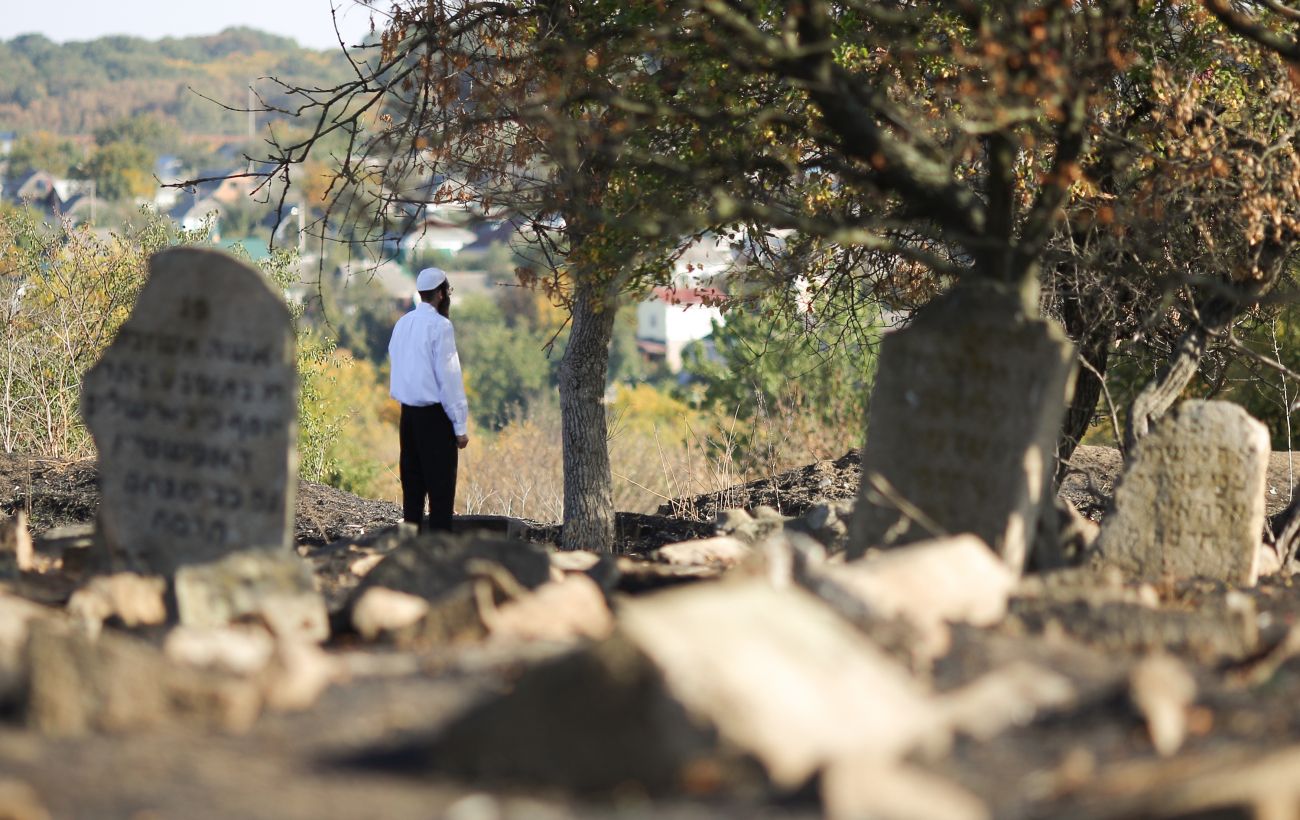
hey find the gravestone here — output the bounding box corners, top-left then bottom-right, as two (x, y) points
(1095, 400), (1268, 586)
(82, 248), (296, 575)
(849, 288), (1075, 571)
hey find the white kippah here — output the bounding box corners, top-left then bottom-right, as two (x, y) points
(416, 267), (447, 291)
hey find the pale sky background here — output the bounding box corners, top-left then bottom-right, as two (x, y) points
(0, 0), (382, 51)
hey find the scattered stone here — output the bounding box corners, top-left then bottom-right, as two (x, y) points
(614, 557), (724, 593)
(81, 247), (296, 575)
(821, 759), (989, 820)
(357, 532), (550, 601)
(807, 535), (1015, 657)
(66, 573), (167, 637)
(941, 661), (1078, 742)
(655, 535), (751, 568)
(483, 575), (614, 644)
(351, 533), (552, 646)
(24, 619), (261, 735)
(0, 510), (33, 576)
(165, 624), (277, 677)
(1096, 400), (1269, 586)
(850, 288), (1075, 572)
(617, 581), (943, 788)
(0, 779), (51, 820)
(1129, 653), (1197, 757)
(175, 550), (328, 643)
(451, 514), (528, 539)
(261, 639), (338, 712)
(1010, 592), (1259, 664)
(348, 553), (385, 578)
(0, 594), (58, 709)
(790, 499), (854, 552)
(423, 581), (943, 792)
(351, 587), (431, 642)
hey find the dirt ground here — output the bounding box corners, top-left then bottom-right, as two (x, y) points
(4, 447), (1300, 819)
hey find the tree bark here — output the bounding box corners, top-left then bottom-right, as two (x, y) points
(1056, 289), (1112, 482)
(558, 280), (617, 552)
(1124, 298), (1235, 451)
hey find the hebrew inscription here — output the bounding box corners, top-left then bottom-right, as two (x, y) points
(849, 288), (1075, 572)
(1096, 400), (1268, 586)
(82, 248), (297, 574)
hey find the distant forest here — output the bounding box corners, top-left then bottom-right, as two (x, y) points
(0, 28), (356, 137)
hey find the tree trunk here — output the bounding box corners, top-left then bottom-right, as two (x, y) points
(558, 281), (617, 552)
(1124, 298), (1235, 452)
(1056, 289), (1112, 482)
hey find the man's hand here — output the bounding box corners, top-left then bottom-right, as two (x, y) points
(456, 434), (469, 449)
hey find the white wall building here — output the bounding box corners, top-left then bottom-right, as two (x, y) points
(636, 285), (726, 372)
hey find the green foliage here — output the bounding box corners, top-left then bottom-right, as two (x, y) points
(680, 284), (879, 464)
(455, 295), (552, 430)
(0, 30), (353, 137)
(6, 131), (81, 179)
(81, 139), (153, 201)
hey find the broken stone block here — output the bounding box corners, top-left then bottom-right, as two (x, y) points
(655, 536), (751, 568)
(483, 575), (614, 644)
(351, 587), (431, 642)
(0, 511), (33, 576)
(1130, 653), (1197, 757)
(358, 533), (550, 601)
(0, 594), (58, 710)
(940, 661), (1077, 742)
(164, 624), (277, 677)
(1097, 400), (1269, 586)
(66, 573), (167, 637)
(423, 581), (942, 793)
(821, 758), (989, 820)
(24, 619), (260, 735)
(616, 581), (944, 788)
(0, 779), (50, 820)
(350, 533), (552, 646)
(175, 550), (328, 643)
(807, 535), (1015, 657)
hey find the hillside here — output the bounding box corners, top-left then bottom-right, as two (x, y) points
(0, 28), (358, 137)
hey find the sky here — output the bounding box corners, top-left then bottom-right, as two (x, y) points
(0, 0), (381, 51)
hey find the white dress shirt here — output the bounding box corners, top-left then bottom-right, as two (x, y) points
(388, 302), (469, 436)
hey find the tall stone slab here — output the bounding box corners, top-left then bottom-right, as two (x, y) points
(849, 288), (1075, 572)
(1096, 400), (1268, 586)
(82, 248), (296, 574)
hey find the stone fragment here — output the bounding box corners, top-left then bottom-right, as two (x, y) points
(850, 287), (1075, 572)
(425, 581), (942, 792)
(0, 595), (58, 709)
(617, 581), (943, 788)
(0, 779), (50, 820)
(809, 535), (1015, 657)
(175, 550), (328, 643)
(1096, 400), (1269, 586)
(821, 759), (989, 820)
(351, 587), (431, 642)
(261, 639), (338, 712)
(358, 533), (550, 601)
(483, 575), (613, 643)
(164, 625), (277, 677)
(24, 619), (260, 735)
(66, 573), (167, 637)
(656, 536), (751, 567)
(0, 510), (33, 575)
(940, 661), (1077, 742)
(81, 247), (296, 574)
(1130, 653), (1197, 757)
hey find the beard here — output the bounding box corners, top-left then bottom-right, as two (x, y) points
(437, 293), (451, 318)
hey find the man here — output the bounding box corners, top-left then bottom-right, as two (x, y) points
(389, 267), (469, 531)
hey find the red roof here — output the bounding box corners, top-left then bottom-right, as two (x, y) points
(651, 286), (726, 306)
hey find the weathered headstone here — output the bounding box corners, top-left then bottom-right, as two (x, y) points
(849, 288), (1075, 571)
(82, 248), (296, 574)
(1095, 400), (1268, 586)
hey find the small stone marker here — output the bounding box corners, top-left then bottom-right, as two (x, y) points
(1096, 400), (1268, 586)
(850, 288), (1075, 571)
(82, 248), (296, 574)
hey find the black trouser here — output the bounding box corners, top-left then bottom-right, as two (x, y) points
(399, 403), (458, 531)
